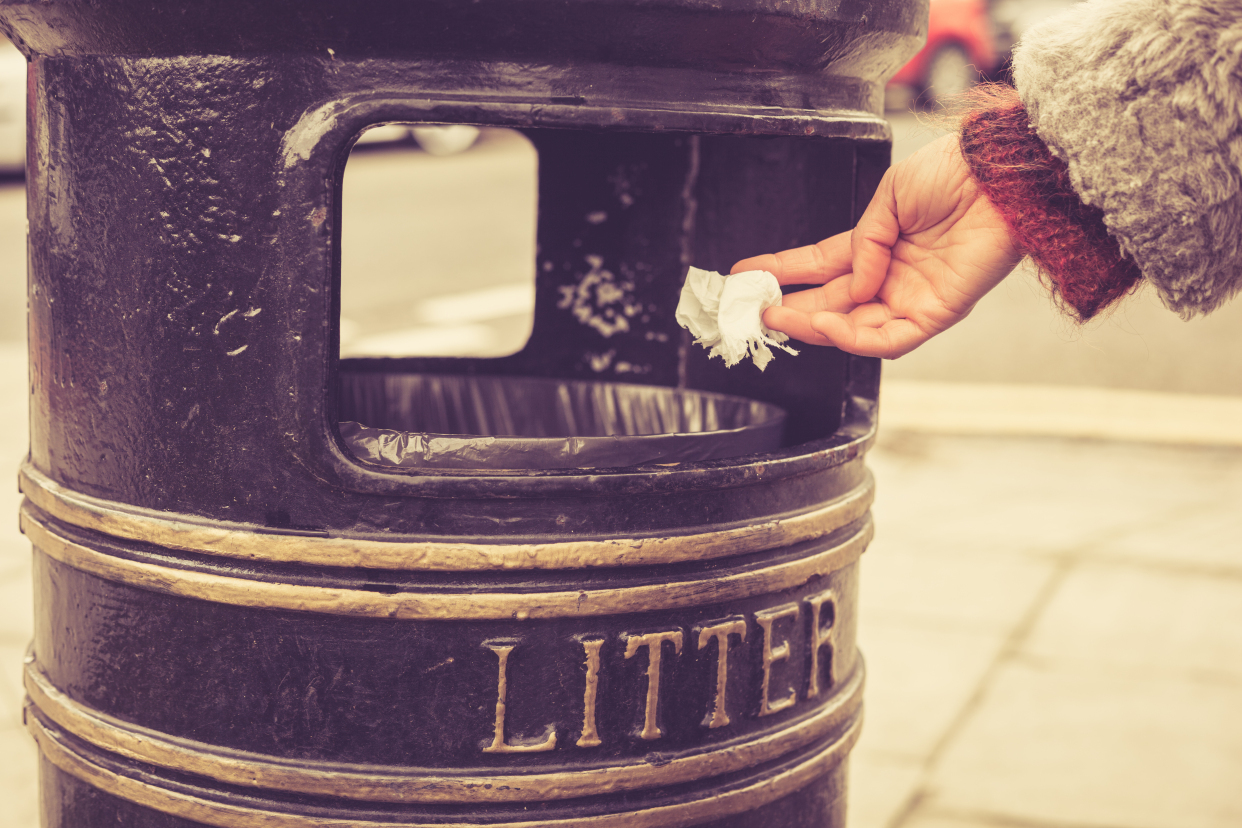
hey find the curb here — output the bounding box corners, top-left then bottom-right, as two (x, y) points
(879, 380), (1242, 448)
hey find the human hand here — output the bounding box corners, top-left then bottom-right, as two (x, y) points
(732, 134), (1022, 358)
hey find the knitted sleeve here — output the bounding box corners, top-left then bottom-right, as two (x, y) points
(989, 0), (1242, 318)
(959, 88), (1143, 321)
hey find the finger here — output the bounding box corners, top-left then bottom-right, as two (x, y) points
(760, 306), (837, 347)
(808, 311), (930, 359)
(731, 232), (853, 285)
(849, 170), (899, 304)
(776, 277), (856, 314)
(842, 300), (902, 329)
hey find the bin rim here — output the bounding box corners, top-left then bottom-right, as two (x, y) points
(336, 372), (790, 471)
(319, 388), (876, 499)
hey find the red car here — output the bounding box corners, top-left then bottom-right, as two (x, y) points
(889, 0), (999, 106)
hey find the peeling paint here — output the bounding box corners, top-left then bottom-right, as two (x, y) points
(215, 307), (261, 339)
(279, 99), (348, 168)
(180, 403), (201, 429)
(609, 164), (643, 208)
(557, 255), (641, 338)
(214, 309), (238, 335)
(587, 350), (616, 372)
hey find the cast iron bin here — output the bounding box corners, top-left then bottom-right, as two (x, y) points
(0, 1), (924, 825)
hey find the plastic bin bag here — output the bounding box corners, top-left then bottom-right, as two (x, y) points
(338, 372), (786, 470)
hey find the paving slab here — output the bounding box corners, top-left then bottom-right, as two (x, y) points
(882, 380), (1242, 447)
(0, 566), (31, 644)
(0, 184), (25, 344)
(859, 541), (1057, 632)
(0, 725), (38, 828)
(1086, 502), (1242, 577)
(866, 433), (1233, 558)
(898, 814), (1026, 828)
(855, 616), (1010, 762)
(912, 556), (1242, 828)
(858, 432), (1242, 828)
(1023, 561), (1242, 683)
(925, 661), (1242, 828)
(0, 638), (27, 725)
(848, 751), (924, 828)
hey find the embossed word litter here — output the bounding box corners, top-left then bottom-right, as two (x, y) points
(482, 589), (838, 753)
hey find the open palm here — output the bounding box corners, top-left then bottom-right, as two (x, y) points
(733, 134), (1022, 359)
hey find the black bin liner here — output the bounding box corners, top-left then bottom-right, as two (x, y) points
(338, 372), (787, 470)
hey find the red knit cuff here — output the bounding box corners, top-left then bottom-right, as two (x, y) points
(958, 88), (1142, 321)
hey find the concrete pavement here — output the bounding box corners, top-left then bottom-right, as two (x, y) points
(0, 341), (37, 828)
(850, 429), (1242, 828)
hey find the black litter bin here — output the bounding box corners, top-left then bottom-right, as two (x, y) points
(2, 0), (923, 825)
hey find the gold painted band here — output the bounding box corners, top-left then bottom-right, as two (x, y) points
(23, 507), (870, 620)
(19, 462), (873, 572)
(25, 661), (862, 804)
(29, 708), (858, 828)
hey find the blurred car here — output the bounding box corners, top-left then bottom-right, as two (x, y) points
(889, 0), (999, 107)
(354, 123), (480, 156)
(0, 38), (25, 174)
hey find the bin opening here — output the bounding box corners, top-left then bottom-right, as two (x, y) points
(338, 371), (786, 470)
(340, 126), (537, 360)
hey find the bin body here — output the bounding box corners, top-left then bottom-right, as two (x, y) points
(1, 1), (924, 825)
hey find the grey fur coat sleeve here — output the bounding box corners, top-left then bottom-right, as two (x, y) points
(1011, 0), (1242, 316)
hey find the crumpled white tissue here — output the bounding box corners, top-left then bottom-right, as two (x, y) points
(675, 267), (798, 371)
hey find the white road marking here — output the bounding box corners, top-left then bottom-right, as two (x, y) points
(413, 283), (535, 325)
